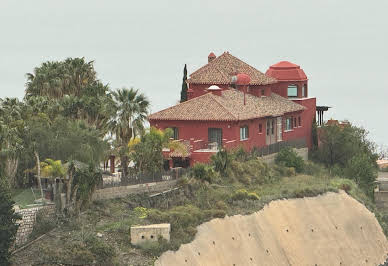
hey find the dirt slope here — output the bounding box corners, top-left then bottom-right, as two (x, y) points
(155, 191), (388, 266)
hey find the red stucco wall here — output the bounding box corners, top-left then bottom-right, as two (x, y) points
(271, 81), (308, 98)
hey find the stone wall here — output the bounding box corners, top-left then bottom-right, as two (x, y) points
(131, 223), (170, 245)
(93, 180), (178, 201)
(258, 147), (308, 165)
(14, 204), (56, 246)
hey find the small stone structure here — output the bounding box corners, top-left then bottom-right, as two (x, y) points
(93, 180), (178, 201)
(258, 147), (308, 165)
(14, 204), (56, 246)
(130, 223), (170, 245)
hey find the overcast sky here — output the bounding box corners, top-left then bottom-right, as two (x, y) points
(1, 0), (387, 147)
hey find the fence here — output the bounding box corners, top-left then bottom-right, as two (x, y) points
(254, 137), (307, 157)
(100, 167), (189, 189)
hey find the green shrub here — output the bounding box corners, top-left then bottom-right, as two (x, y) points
(29, 210), (56, 240)
(215, 200), (228, 210)
(330, 178), (355, 193)
(275, 147), (305, 173)
(231, 189), (259, 201)
(85, 235), (116, 264)
(139, 236), (170, 257)
(0, 182), (20, 265)
(211, 149), (231, 176)
(190, 163), (215, 183)
(247, 192), (260, 200)
(134, 207), (149, 219)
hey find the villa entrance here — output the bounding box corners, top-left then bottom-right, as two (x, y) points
(266, 118), (276, 145)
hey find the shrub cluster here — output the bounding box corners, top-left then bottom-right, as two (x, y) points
(231, 189), (260, 201)
(275, 147), (305, 173)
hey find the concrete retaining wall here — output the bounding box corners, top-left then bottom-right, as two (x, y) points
(258, 147), (308, 165)
(14, 204), (56, 246)
(92, 180), (178, 201)
(131, 223), (170, 245)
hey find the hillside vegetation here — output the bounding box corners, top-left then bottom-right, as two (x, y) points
(11, 149), (387, 265)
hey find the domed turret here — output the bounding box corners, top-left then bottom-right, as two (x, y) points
(266, 61), (308, 98)
(266, 61), (307, 81)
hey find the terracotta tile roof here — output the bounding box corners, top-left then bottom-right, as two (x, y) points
(169, 141), (191, 158)
(187, 52), (277, 85)
(149, 89), (305, 121)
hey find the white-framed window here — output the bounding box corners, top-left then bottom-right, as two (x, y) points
(240, 126), (249, 140)
(285, 117), (293, 131)
(298, 116), (302, 127)
(287, 84), (298, 97)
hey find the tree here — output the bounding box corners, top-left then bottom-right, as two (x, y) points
(313, 123), (378, 198)
(180, 64), (188, 103)
(345, 153), (377, 198)
(314, 124), (377, 168)
(130, 128), (187, 174)
(109, 88), (150, 180)
(0, 181), (20, 265)
(0, 98), (25, 187)
(25, 59), (114, 133)
(25, 58), (96, 99)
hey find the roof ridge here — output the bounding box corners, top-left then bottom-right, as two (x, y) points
(209, 92), (239, 120)
(148, 92), (215, 118)
(189, 52), (228, 77)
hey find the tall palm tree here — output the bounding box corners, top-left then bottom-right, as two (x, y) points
(109, 88), (150, 181)
(25, 58), (96, 99)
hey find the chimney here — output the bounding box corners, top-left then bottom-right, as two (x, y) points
(208, 52), (216, 63)
(231, 73), (251, 105)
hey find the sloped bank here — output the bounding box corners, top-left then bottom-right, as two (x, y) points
(155, 191), (388, 266)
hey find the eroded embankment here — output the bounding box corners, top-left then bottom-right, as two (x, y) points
(155, 191), (388, 266)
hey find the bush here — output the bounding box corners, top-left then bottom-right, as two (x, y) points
(231, 189), (259, 201)
(29, 209), (56, 240)
(84, 235), (116, 264)
(275, 147), (305, 173)
(211, 149), (231, 176)
(229, 159), (271, 185)
(0, 182), (20, 265)
(190, 163), (215, 183)
(330, 178), (354, 193)
(139, 236), (170, 257)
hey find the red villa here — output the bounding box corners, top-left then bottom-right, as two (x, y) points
(149, 52), (316, 167)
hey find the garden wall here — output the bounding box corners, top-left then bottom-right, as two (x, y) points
(92, 180), (178, 201)
(14, 204), (56, 246)
(258, 147), (308, 164)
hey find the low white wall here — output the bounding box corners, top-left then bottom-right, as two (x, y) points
(258, 147), (308, 165)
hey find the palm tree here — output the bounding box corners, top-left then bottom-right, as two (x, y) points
(25, 58), (96, 99)
(109, 88), (150, 181)
(0, 98), (24, 187)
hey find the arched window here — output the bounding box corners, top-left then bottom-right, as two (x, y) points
(287, 84), (298, 97)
